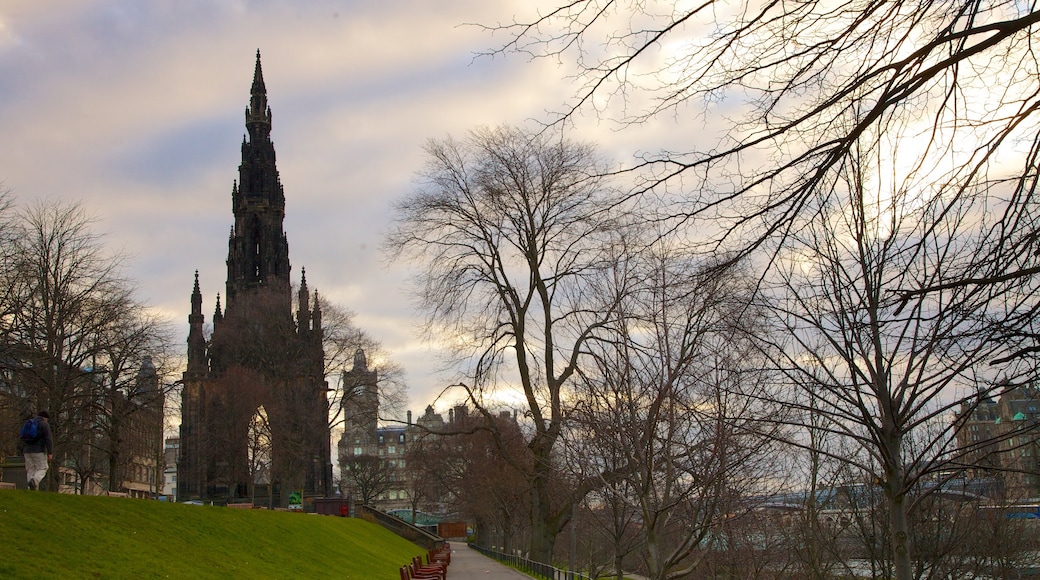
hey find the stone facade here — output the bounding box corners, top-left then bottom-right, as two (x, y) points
(178, 52), (332, 506)
(337, 350), (456, 512)
(955, 385), (1040, 500)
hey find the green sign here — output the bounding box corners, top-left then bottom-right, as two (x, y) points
(289, 491), (302, 511)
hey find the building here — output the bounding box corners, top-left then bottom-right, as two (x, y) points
(337, 349), (409, 510)
(162, 437), (179, 498)
(337, 356), (510, 516)
(178, 51), (332, 506)
(52, 357), (163, 497)
(337, 348), (453, 511)
(955, 385), (1040, 500)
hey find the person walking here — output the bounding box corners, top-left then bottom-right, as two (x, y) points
(21, 410), (52, 491)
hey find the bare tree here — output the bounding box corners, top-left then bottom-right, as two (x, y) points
(3, 199), (176, 492)
(488, 2), (1040, 278)
(486, 6), (1040, 575)
(91, 302), (176, 493)
(344, 454), (395, 506)
(0, 189), (20, 353)
(386, 125), (630, 563)
(318, 297), (407, 427)
(574, 248), (785, 579)
(247, 404), (272, 505)
(576, 484), (641, 580)
(408, 411), (532, 551)
(0, 188), (29, 456)
(750, 141), (1032, 577)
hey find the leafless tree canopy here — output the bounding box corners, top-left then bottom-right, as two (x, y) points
(0, 196), (176, 492)
(570, 246), (785, 579)
(470, 2), (1040, 577)
(487, 2), (1040, 274)
(319, 297), (407, 426)
(386, 125), (633, 563)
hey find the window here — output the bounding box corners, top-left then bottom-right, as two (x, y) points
(353, 447), (362, 455)
(388, 446), (396, 455)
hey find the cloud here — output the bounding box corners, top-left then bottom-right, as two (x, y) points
(0, 0), (680, 415)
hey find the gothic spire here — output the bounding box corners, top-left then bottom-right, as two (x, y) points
(298, 267), (311, 331)
(312, 289), (322, 331)
(251, 49), (266, 95)
(191, 270), (202, 316)
(227, 50), (288, 308)
(186, 271), (207, 375)
(245, 49), (271, 140)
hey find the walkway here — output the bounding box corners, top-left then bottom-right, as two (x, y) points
(446, 544), (532, 579)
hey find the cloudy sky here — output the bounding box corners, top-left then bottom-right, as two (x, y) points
(0, 1), (675, 416)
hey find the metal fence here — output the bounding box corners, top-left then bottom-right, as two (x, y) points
(468, 543), (592, 580)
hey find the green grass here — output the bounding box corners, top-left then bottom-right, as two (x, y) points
(0, 490), (425, 579)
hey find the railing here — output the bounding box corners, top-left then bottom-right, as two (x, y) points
(468, 543), (592, 580)
(356, 504), (444, 550)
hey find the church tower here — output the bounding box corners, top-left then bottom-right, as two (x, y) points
(179, 51), (332, 506)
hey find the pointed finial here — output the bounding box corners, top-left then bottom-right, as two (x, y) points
(251, 49), (266, 95)
(214, 293), (223, 317)
(190, 270), (203, 315)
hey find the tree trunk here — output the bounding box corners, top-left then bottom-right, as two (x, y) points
(645, 525), (663, 580)
(529, 469), (557, 564)
(888, 488), (913, 580)
(883, 427), (912, 580)
(108, 446), (121, 492)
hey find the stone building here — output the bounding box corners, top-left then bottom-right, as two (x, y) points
(178, 52), (332, 506)
(54, 357), (163, 497)
(955, 385), (1040, 500)
(337, 349), (457, 512)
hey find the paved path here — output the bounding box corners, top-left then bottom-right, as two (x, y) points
(446, 545), (531, 579)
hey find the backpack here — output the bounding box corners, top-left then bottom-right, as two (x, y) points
(19, 417), (39, 443)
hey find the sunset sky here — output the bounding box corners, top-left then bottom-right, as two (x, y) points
(0, 1), (628, 415)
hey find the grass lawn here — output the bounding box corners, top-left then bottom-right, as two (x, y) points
(0, 489), (426, 579)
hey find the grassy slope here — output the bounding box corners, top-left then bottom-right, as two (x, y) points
(0, 490), (424, 579)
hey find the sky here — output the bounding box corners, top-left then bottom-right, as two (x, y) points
(0, 0), (677, 417)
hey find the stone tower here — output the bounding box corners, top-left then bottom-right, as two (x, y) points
(178, 51), (332, 506)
